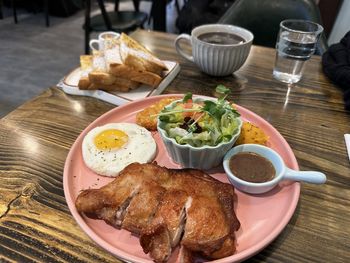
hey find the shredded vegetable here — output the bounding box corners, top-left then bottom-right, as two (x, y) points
(158, 85), (241, 147)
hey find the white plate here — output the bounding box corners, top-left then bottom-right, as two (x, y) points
(58, 61), (180, 106)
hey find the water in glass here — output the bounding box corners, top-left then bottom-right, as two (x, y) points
(273, 33), (317, 84)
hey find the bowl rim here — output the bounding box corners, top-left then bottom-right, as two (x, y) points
(157, 97), (243, 150)
(191, 23), (254, 47)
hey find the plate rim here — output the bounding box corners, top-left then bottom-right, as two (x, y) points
(63, 94), (300, 263)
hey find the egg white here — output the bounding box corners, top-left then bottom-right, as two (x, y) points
(82, 123), (156, 177)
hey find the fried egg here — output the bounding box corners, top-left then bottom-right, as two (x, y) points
(82, 123), (156, 177)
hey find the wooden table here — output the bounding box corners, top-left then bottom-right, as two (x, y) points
(0, 30), (349, 262)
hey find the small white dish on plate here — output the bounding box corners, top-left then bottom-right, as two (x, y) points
(157, 97), (242, 170)
(223, 144), (327, 194)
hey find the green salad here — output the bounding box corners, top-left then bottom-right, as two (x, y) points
(158, 85), (241, 147)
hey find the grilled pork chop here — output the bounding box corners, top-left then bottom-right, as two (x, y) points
(75, 162), (240, 262)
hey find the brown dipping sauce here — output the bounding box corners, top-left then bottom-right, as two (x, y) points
(229, 152), (275, 183)
(198, 32), (246, 45)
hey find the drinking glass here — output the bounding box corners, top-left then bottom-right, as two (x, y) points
(273, 20), (323, 84)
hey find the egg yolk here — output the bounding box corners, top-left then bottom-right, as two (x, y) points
(94, 129), (129, 150)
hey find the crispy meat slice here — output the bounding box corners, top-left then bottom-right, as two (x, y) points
(139, 190), (190, 263)
(75, 182), (140, 227)
(179, 245), (194, 263)
(115, 194), (134, 226)
(148, 190), (191, 247)
(140, 223), (172, 263)
(75, 162), (240, 262)
(122, 182), (166, 234)
(209, 236), (236, 259)
(181, 195), (232, 256)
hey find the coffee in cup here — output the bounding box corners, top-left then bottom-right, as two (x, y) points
(197, 32), (246, 45)
(175, 24), (254, 76)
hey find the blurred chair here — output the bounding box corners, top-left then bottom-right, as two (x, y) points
(218, 0), (328, 55)
(11, 0), (50, 26)
(0, 0), (3, 19)
(84, 0), (147, 54)
(148, 0), (183, 24)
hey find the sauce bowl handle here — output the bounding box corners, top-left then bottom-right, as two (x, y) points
(284, 167), (327, 184)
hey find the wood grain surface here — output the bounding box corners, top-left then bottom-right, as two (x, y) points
(0, 29), (349, 263)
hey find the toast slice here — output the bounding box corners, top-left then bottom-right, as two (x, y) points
(79, 78), (140, 92)
(109, 64), (162, 87)
(104, 43), (123, 69)
(92, 50), (107, 72)
(78, 76), (91, 89)
(78, 55), (93, 88)
(119, 33), (168, 75)
(88, 80), (140, 92)
(78, 52), (139, 91)
(77, 34), (167, 91)
(105, 43), (163, 87)
(80, 55), (93, 71)
(88, 71), (140, 89)
(88, 71), (118, 85)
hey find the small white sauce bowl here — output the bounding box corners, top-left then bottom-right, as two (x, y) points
(223, 144), (327, 194)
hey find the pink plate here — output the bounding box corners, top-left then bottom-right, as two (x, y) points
(63, 94), (300, 263)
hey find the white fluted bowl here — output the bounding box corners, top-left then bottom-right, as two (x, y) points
(157, 98), (242, 170)
(175, 24), (254, 76)
(194, 25), (253, 76)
